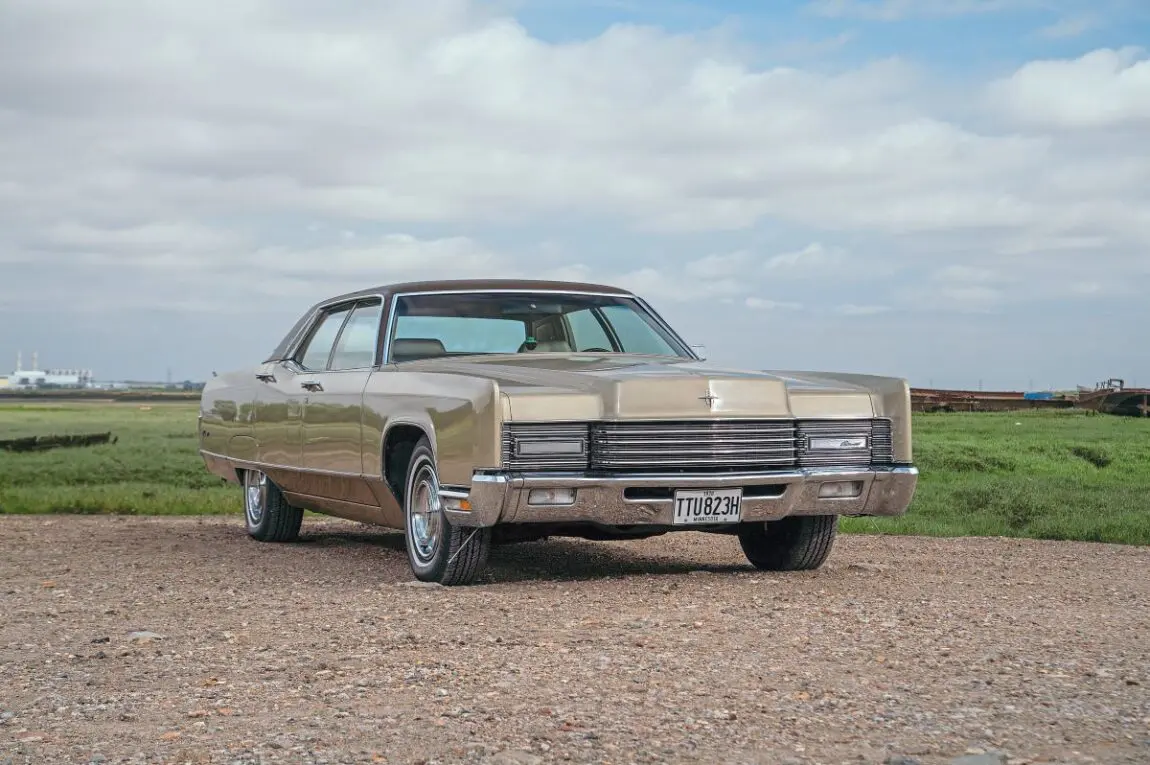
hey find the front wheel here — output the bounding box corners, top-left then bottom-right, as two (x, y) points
(243, 469), (304, 542)
(737, 515), (837, 571)
(403, 438), (491, 585)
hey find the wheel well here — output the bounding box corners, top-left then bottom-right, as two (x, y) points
(383, 424), (429, 503)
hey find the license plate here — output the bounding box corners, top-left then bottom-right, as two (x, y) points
(672, 488), (743, 525)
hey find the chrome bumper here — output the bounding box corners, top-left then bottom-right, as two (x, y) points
(441, 465), (918, 527)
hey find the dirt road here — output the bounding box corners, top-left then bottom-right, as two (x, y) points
(1, 516), (1147, 765)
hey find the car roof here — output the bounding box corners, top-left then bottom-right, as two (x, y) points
(335, 278), (633, 302)
(264, 278), (635, 362)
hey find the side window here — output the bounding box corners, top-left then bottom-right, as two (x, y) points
(565, 309), (613, 352)
(296, 305), (352, 371)
(330, 302), (381, 370)
(393, 317), (526, 354)
(600, 305), (678, 355)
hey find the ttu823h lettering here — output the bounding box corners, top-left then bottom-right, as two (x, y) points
(672, 488), (743, 525)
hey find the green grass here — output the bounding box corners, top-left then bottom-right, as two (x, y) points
(1, 402), (1148, 545)
(840, 410), (1150, 545)
(0, 402), (236, 515)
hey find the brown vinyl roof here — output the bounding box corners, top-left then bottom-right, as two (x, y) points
(381, 278), (630, 297)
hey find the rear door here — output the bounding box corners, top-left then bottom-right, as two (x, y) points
(299, 298), (383, 505)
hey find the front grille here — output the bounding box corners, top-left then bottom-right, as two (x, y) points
(589, 420), (797, 472)
(501, 418), (895, 473)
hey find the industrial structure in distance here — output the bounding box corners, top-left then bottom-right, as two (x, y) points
(0, 352), (94, 390)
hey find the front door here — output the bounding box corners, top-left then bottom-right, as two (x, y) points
(253, 302), (355, 493)
(299, 299), (383, 505)
(252, 360), (307, 479)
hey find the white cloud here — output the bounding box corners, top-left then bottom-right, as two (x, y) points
(685, 250), (753, 279)
(745, 297), (803, 310)
(806, 0), (1032, 21)
(837, 304), (890, 315)
(765, 242), (847, 271)
(614, 267), (746, 301)
(0, 229), (509, 310)
(939, 285), (1004, 308)
(0, 0), (1147, 384)
(934, 265), (1001, 284)
(986, 48), (1150, 129)
(1035, 16), (1099, 40)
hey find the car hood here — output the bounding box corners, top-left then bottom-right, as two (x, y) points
(398, 353), (907, 420)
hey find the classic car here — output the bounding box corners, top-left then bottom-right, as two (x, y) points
(199, 279), (918, 585)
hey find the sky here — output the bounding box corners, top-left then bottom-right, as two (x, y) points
(1, 0), (1148, 390)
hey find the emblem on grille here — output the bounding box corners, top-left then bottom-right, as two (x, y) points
(699, 390), (718, 408)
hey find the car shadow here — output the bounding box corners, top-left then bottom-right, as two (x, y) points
(294, 524), (753, 584)
(484, 538), (751, 583)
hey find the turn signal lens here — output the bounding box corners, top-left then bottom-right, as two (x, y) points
(527, 488), (577, 506)
(442, 496), (472, 512)
(818, 481), (863, 499)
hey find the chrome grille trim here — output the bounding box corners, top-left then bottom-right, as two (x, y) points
(590, 420), (797, 472)
(501, 423), (590, 471)
(502, 418), (895, 473)
(870, 418), (894, 464)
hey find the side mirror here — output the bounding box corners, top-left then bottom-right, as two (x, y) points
(690, 344), (708, 361)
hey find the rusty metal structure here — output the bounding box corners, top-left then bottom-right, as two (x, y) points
(1074, 379), (1150, 417)
(912, 377), (1150, 417)
(911, 388), (1073, 413)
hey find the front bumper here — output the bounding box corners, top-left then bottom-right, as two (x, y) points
(441, 465), (918, 527)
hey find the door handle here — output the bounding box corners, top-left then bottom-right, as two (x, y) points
(255, 373), (276, 383)
(300, 381), (324, 392)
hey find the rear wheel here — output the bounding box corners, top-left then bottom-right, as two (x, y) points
(403, 437), (491, 585)
(243, 469), (304, 542)
(737, 515), (837, 571)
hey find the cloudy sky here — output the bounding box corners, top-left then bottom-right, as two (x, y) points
(2, 0), (1148, 389)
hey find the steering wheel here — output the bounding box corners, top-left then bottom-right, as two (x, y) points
(580, 347), (610, 352)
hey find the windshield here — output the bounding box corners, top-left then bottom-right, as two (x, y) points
(387, 292), (691, 363)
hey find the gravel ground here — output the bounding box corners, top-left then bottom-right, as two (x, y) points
(1, 515), (1147, 765)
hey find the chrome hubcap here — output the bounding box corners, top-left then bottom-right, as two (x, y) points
(408, 461), (442, 564)
(245, 470), (267, 526)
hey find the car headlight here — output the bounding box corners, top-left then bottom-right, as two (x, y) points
(516, 439), (586, 456)
(796, 420), (879, 468)
(808, 436), (869, 451)
(502, 423), (592, 471)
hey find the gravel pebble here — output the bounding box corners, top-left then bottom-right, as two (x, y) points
(1, 515), (1148, 764)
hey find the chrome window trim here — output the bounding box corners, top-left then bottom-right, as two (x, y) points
(380, 288), (696, 364)
(629, 294), (698, 360)
(327, 299), (386, 372)
(284, 294), (386, 371)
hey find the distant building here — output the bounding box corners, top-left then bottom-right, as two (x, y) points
(6, 351), (94, 389)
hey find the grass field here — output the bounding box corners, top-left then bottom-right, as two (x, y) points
(1, 402), (1148, 544)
